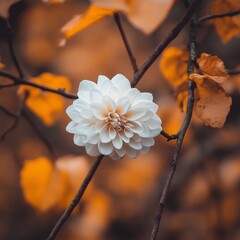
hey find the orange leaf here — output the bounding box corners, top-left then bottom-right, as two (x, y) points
(126, 0), (175, 34)
(0, 0), (20, 18)
(61, 5), (115, 39)
(160, 47), (188, 88)
(92, 0), (175, 34)
(194, 77), (232, 128)
(18, 73), (71, 126)
(210, 0), (240, 43)
(197, 53), (229, 83)
(20, 156), (90, 211)
(20, 157), (67, 211)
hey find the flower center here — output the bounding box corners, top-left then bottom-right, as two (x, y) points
(105, 112), (126, 131)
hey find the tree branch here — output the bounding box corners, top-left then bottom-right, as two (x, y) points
(0, 70), (77, 99)
(197, 9), (240, 25)
(22, 110), (54, 155)
(150, 3), (198, 239)
(114, 13), (138, 74)
(0, 94), (28, 140)
(47, 154), (104, 240)
(160, 130), (178, 141)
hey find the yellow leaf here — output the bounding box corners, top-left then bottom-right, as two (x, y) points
(210, 0), (240, 43)
(0, 0), (20, 18)
(194, 77), (232, 128)
(160, 47), (188, 88)
(20, 156), (90, 211)
(20, 157), (67, 211)
(61, 5), (115, 39)
(18, 73), (71, 126)
(197, 53), (229, 83)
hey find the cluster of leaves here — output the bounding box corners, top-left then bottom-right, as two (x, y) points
(160, 49), (231, 128)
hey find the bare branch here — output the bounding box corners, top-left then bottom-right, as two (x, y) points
(0, 83), (18, 90)
(114, 13), (138, 73)
(197, 9), (240, 25)
(0, 94), (28, 140)
(22, 110), (55, 155)
(8, 39), (25, 78)
(0, 70), (77, 99)
(47, 154), (104, 240)
(150, 3), (198, 239)
(160, 130), (178, 141)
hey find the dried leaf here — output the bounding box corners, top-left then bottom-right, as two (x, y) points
(210, 0), (240, 43)
(18, 73), (71, 126)
(20, 156), (90, 211)
(194, 77), (232, 128)
(197, 53), (229, 83)
(61, 5), (115, 39)
(0, 0), (20, 18)
(92, 0), (175, 34)
(126, 0), (175, 34)
(160, 47), (188, 88)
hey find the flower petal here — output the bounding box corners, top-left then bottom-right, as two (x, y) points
(91, 103), (108, 120)
(102, 96), (116, 112)
(112, 136), (123, 149)
(100, 124), (111, 143)
(73, 134), (87, 146)
(98, 142), (114, 155)
(66, 121), (77, 133)
(109, 126), (116, 140)
(78, 80), (96, 92)
(129, 140), (142, 150)
(85, 143), (100, 156)
(115, 147), (127, 157)
(111, 74), (131, 92)
(116, 97), (131, 114)
(125, 108), (147, 121)
(97, 75), (110, 86)
(141, 138), (154, 147)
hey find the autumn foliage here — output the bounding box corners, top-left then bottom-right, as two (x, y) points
(0, 0), (240, 240)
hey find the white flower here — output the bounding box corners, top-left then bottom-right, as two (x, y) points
(66, 74), (162, 160)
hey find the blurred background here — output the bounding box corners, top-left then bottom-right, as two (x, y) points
(0, 0), (240, 239)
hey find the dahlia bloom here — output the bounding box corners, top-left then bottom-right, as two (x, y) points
(66, 74), (162, 160)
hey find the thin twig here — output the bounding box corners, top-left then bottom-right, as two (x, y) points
(22, 110), (54, 155)
(197, 9), (240, 25)
(0, 83), (18, 89)
(47, 154), (104, 240)
(150, 2), (198, 239)
(8, 38), (25, 78)
(114, 13), (138, 73)
(160, 130), (178, 141)
(131, 0), (202, 87)
(0, 70), (77, 99)
(0, 106), (17, 118)
(0, 94), (28, 140)
(46, 1), (201, 239)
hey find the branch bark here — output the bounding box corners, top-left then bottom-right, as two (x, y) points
(197, 9), (240, 25)
(114, 13), (138, 73)
(150, 1), (199, 238)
